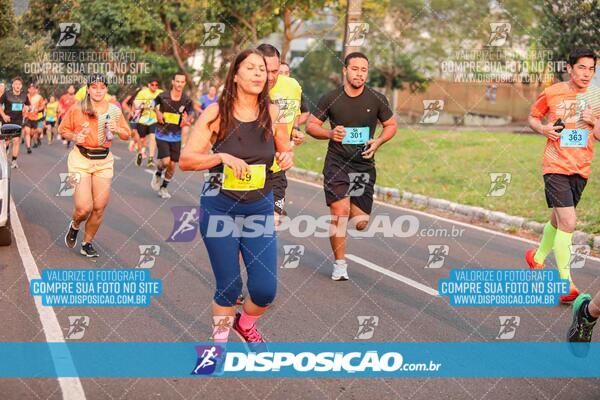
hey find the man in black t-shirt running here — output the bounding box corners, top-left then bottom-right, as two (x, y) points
(0, 77), (30, 169)
(306, 52), (397, 281)
(150, 72), (194, 199)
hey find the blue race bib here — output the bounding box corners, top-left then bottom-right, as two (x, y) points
(11, 103), (23, 112)
(342, 126), (369, 145)
(560, 129), (588, 148)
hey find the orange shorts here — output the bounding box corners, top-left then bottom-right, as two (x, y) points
(67, 146), (114, 179)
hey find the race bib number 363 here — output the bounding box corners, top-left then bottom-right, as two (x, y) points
(223, 164), (266, 191)
(560, 129), (588, 148)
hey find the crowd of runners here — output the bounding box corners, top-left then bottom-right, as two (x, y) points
(1, 44), (600, 348)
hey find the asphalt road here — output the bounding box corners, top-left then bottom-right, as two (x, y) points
(1, 139), (600, 399)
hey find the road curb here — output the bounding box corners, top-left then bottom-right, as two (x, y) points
(288, 167), (599, 250)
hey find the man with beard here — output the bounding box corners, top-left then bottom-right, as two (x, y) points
(306, 52), (397, 281)
(150, 72), (194, 199)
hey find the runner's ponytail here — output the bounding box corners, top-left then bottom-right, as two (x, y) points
(81, 91), (96, 117)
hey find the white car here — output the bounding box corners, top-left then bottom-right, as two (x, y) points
(0, 124), (22, 246)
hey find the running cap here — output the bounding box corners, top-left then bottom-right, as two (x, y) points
(87, 74), (108, 86)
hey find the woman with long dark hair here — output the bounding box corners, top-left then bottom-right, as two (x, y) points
(59, 74), (131, 257)
(180, 49), (293, 345)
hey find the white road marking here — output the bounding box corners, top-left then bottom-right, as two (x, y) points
(10, 197), (86, 400)
(347, 253), (439, 297)
(287, 176), (600, 265)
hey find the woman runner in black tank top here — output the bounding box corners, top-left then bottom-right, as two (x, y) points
(179, 49), (293, 347)
(208, 117), (275, 202)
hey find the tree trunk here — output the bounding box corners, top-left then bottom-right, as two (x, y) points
(160, 12), (196, 94)
(281, 7), (293, 62)
(217, 46), (236, 81)
(343, 0), (363, 58)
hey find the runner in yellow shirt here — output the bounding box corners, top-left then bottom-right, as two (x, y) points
(279, 62), (310, 125)
(257, 44), (305, 222)
(44, 95), (59, 144)
(133, 78), (163, 168)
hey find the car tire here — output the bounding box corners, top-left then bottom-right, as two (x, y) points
(0, 180), (12, 246)
(0, 218), (11, 246)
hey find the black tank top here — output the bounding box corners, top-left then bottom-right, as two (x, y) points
(209, 118), (275, 202)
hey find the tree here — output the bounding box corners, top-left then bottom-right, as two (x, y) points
(74, 0), (163, 51)
(293, 43), (342, 110)
(343, 0), (363, 57)
(0, 0), (31, 80)
(22, 0), (206, 92)
(276, 0), (331, 61)
(202, 0), (281, 83)
(359, 0), (428, 101)
(0, 36), (33, 78)
(538, 0), (600, 75)
(0, 0), (16, 39)
(20, 0), (76, 45)
(368, 43), (428, 98)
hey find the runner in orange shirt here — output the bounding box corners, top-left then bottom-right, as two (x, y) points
(526, 48), (600, 303)
(59, 74), (131, 257)
(59, 85), (77, 148)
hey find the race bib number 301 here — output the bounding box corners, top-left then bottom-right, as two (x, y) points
(560, 129), (588, 148)
(342, 127), (369, 145)
(222, 164), (266, 191)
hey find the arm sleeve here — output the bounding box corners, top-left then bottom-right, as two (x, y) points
(530, 90), (549, 119)
(313, 93), (331, 122)
(300, 94), (308, 113)
(58, 107), (75, 137)
(376, 92), (394, 122)
(153, 94), (162, 108)
(185, 98), (194, 114)
(117, 110), (131, 136)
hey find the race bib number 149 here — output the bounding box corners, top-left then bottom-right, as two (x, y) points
(222, 164), (266, 191)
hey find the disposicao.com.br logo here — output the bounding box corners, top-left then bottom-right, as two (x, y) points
(192, 347), (442, 377)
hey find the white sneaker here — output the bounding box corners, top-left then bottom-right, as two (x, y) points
(151, 174), (161, 191)
(10, 160), (18, 169)
(331, 262), (349, 281)
(158, 187), (171, 199)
